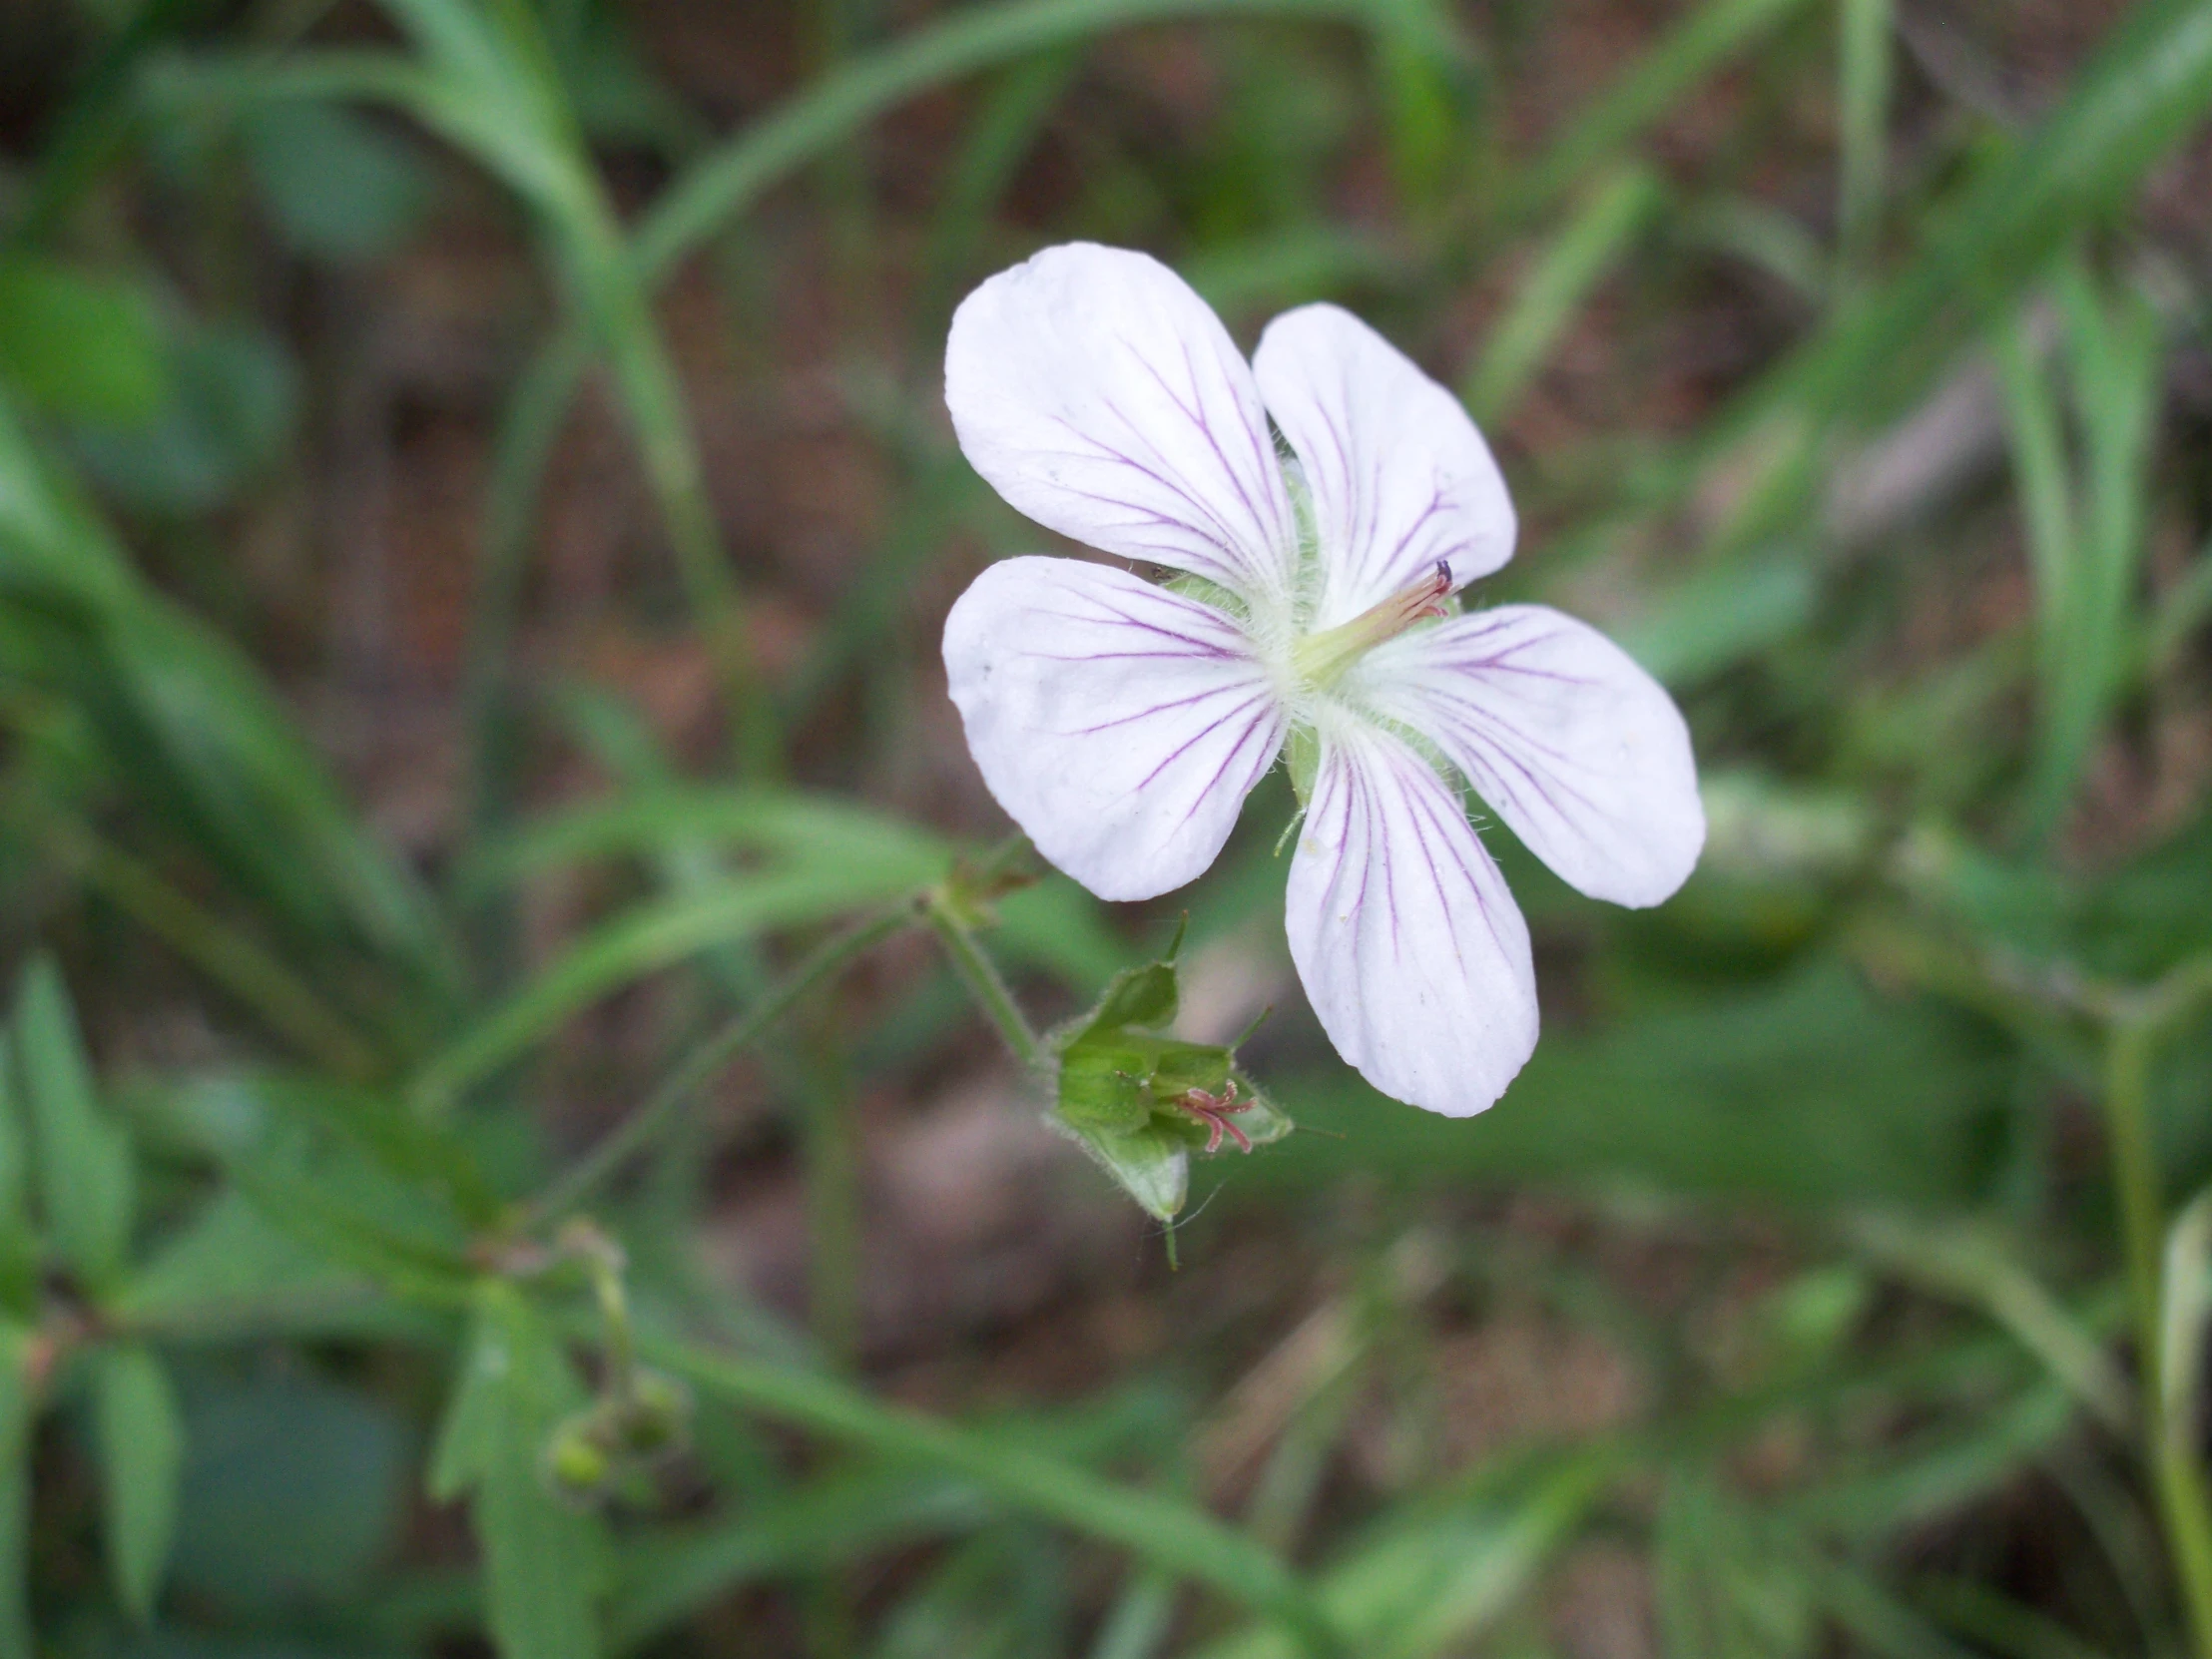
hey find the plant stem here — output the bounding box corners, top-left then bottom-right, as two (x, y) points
(526, 902), (911, 1227)
(922, 889), (1041, 1067)
(800, 1015), (862, 1368)
(553, 213), (778, 781)
(2100, 963), (2212, 1659)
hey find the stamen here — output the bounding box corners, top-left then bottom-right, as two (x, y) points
(1172, 1080), (1254, 1154)
(1291, 560), (1454, 691)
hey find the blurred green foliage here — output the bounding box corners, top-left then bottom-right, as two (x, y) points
(0, 0), (2208, 1655)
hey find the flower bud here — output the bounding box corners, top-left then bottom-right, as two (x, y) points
(545, 1411), (614, 1504)
(1045, 929), (1291, 1221)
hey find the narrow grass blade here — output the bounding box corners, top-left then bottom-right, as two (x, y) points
(1187, 1451), (1611, 1659)
(1779, 0), (2212, 433)
(1461, 162), (1664, 425)
(1507, 0), (1813, 216)
(7, 0), (210, 248)
(411, 864), (938, 1111)
(0, 1326), (31, 1659)
(642, 1329), (1349, 1658)
(607, 1468), (989, 1650)
(465, 0), (1390, 739)
(1836, 0), (1893, 281)
(636, 0), (1378, 280)
(2000, 267), (2163, 840)
(0, 388), (463, 1029)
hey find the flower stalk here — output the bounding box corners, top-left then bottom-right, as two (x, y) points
(922, 882), (1043, 1069)
(525, 901), (914, 1227)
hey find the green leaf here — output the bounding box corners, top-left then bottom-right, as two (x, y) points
(1262, 960), (2001, 1209)
(171, 1371), (412, 1614)
(14, 955), (134, 1291)
(243, 102), (429, 261)
(0, 1325), (35, 1659)
(71, 316), (295, 514)
(0, 258), (169, 424)
(457, 785), (948, 898)
(92, 1341), (184, 1624)
(432, 1283), (608, 1659)
(413, 863), (940, 1110)
(1461, 162), (1665, 424)
(0, 1040), (40, 1321)
(112, 1189), (368, 1338)
(222, 1125), (473, 1298)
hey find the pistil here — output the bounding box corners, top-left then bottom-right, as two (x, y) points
(1290, 560), (1454, 691)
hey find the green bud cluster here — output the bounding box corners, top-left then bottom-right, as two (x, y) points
(544, 1368), (692, 1506)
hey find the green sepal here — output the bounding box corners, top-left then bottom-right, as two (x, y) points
(1286, 725), (1320, 808)
(1054, 1044), (1154, 1137)
(1061, 1122), (1187, 1224)
(1049, 914), (1187, 1052)
(1044, 928), (1292, 1221)
(1161, 572), (1248, 622)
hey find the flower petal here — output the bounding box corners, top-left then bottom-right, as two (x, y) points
(943, 557), (1287, 901)
(946, 244), (1297, 606)
(1286, 722), (1536, 1117)
(1355, 606), (1704, 907)
(1253, 304), (1514, 630)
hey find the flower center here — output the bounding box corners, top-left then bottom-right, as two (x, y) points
(1289, 560), (1453, 692)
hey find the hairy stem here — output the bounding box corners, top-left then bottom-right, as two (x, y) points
(923, 889), (1042, 1068)
(527, 902), (911, 1226)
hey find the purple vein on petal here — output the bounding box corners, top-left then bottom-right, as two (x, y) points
(1133, 688), (1277, 792)
(1175, 336), (1287, 562)
(1042, 404), (1253, 574)
(1165, 701), (1284, 831)
(1063, 680), (1263, 739)
(1027, 602), (1243, 661)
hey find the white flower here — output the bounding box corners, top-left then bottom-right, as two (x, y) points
(940, 244), (1705, 1118)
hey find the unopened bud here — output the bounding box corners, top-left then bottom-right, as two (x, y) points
(1045, 927), (1292, 1222)
(545, 1412), (614, 1504)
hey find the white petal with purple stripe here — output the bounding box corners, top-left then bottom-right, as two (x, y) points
(946, 243), (1298, 607)
(942, 557), (1288, 902)
(1354, 606), (1705, 908)
(1286, 720), (1537, 1117)
(1254, 303), (1516, 632)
